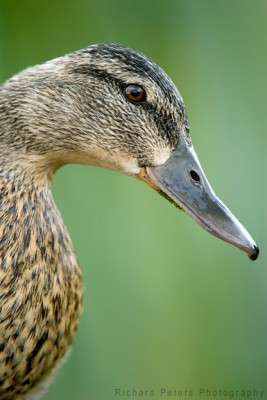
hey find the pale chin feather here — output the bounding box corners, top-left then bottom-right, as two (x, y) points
(153, 147), (171, 167)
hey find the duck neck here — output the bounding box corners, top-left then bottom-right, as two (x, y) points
(0, 156), (84, 392)
(0, 158), (75, 272)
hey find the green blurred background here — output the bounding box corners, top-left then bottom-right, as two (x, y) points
(0, 1), (266, 399)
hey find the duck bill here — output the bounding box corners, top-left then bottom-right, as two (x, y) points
(140, 134), (259, 261)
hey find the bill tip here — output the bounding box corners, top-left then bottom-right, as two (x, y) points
(249, 245), (260, 261)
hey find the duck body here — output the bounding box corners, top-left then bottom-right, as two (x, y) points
(0, 43), (258, 399)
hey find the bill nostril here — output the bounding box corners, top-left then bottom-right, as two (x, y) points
(190, 170), (201, 183)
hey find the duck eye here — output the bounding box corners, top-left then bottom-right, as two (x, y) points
(124, 85), (146, 103)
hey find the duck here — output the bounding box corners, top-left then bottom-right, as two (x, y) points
(0, 43), (259, 400)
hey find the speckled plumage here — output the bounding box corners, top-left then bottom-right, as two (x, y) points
(0, 164), (82, 399)
(0, 43), (188, 399)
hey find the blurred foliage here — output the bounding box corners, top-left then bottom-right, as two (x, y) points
(0, 1), (266, 399)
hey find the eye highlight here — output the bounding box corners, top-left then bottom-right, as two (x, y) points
(124, 85), (146, 103)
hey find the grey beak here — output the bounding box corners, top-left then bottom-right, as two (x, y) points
(146, 134), (259, 261)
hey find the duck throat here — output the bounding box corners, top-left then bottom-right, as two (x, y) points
(0, 164), (83, 398)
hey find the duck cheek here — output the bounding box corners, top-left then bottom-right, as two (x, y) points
(142, 134), (259, 261)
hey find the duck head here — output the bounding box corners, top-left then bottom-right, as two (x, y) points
(2, 43), (259, 260)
